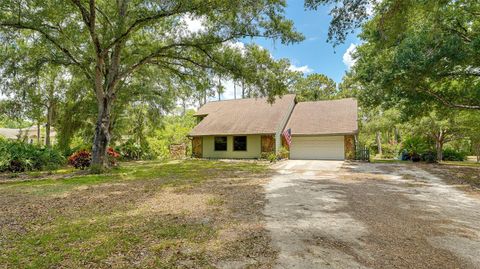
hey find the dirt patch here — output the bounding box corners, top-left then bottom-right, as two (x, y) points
(418, 163), (480, 190)
(0, 160), (276, 268)
(0, 169), (86, 183)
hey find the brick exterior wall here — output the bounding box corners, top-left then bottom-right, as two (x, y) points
(169, 143), (186, 159)
(261, 135), (275, 153)
(192, 137), (202, 158)
(344, 135), (355, 160)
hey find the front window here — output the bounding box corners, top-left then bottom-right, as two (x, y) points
(233, 136), (247, 151)
(214, 136), (227, 151)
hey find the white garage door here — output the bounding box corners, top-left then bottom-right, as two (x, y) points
(290, 136), (345, 160)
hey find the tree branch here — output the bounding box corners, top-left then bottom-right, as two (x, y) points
(70, 0), (102, 54)
(119, 35), (240, 79)
(0, 21), (92, 80)
(418, 86), (480, 110)
(103, 3), (189, 52)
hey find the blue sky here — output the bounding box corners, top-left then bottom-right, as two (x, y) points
(250, 1), (361, 83)
(183, 1), (362, 101)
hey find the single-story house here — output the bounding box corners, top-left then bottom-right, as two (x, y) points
(188, 94), (358, 160)
(0, 126), (57, 145)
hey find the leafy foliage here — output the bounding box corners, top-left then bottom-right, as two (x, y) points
(68, 147), (120, 169)
(0, 138), (65, 172)
(352, 1), (480, 111)
(115, 140), (153, 161)
(400, 136), (431, 161)
(442, 148), (467, 162)
(292, 73), (338, 101)
(107, 147), (120, 166)
(68, 150), (91, 170)
(147, 110), (197, 159)
(305, 0), (371, 46)
(0, 0), (305, 168)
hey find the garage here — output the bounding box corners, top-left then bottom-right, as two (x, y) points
(284, 99), (358, 160)
(290, 136), (345, 160)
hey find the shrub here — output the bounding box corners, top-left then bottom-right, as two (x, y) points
(442, 148), (467, 161)
(116, 140), (153, 160)
(421, 151), (437, 163)
(107, 147), (120, 166)
(381, 143), (401, 159)
(0, 139), (65, 172)
(267, 152), (278, 162)
(260, 147), (290, 162)
(68, 147), (120, 169)
(68, 150), (91, 169)
(400, 150), (410, 161)
(401, 136), (432, 161)
(277, 147), (289, 159)
(260, 151), (276, 162)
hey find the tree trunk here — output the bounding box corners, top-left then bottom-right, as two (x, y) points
(181, 98), (186, 115)
(217, 76), (222, 101)
(376, 131), (382, 156)
(241, 80), (245, 98)
(233, 82), (236, 99)
(37, 121), (41, 145)
(435, 140), (444, 162)
(91, 97), (113, 169)
(45, 104), (53, 147)
(435, 130), (444, 162)
(393, 127), (399, 144)
(474, 141), (480, 163)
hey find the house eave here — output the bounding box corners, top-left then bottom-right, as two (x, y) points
(188, 132), (276, 137)
(291, 131), (358, 137)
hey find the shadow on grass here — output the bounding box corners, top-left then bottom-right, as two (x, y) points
(0, 159), (275, 268)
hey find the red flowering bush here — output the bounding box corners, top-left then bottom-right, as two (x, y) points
(68, 148), (120, 169)
(107, 147), (120, 166)
(68, 150), (92, 170)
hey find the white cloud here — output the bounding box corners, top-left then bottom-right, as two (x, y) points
(203, 78), (245, 101)
(182, 14), (205, 33)
(221, 79), (237, 100)
(225, 41), (246, 55)
(343, 43), (357, 69)
(288, 64), (313, 74)
(367, 5), (374, 16)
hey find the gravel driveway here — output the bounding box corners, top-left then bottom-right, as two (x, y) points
(265, 160), (480, 269)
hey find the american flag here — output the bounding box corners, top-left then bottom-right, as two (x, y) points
(282, 128), (292, 146)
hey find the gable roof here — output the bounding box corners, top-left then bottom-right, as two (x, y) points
(189, 94), (296, 136)
(286, 98), (358, 135)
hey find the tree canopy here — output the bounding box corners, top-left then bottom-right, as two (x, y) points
(292, 73), (337, 101)
(350, 0), (480, 110)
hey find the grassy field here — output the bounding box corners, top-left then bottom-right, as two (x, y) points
(0, 160), (276, 268)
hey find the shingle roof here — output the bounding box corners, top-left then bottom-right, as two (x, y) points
(189, 94), (296, 136)
(0, 128), (21, 139)
(286, 98), (358, 135)
(0, 126), (58, 139)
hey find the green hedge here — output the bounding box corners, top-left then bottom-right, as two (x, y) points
(0, 138), (65, 172)
(442, 148), (467, 161)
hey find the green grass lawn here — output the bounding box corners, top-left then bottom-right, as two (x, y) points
(0, 160), (275, 268)
(440, 161), (480, 167)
